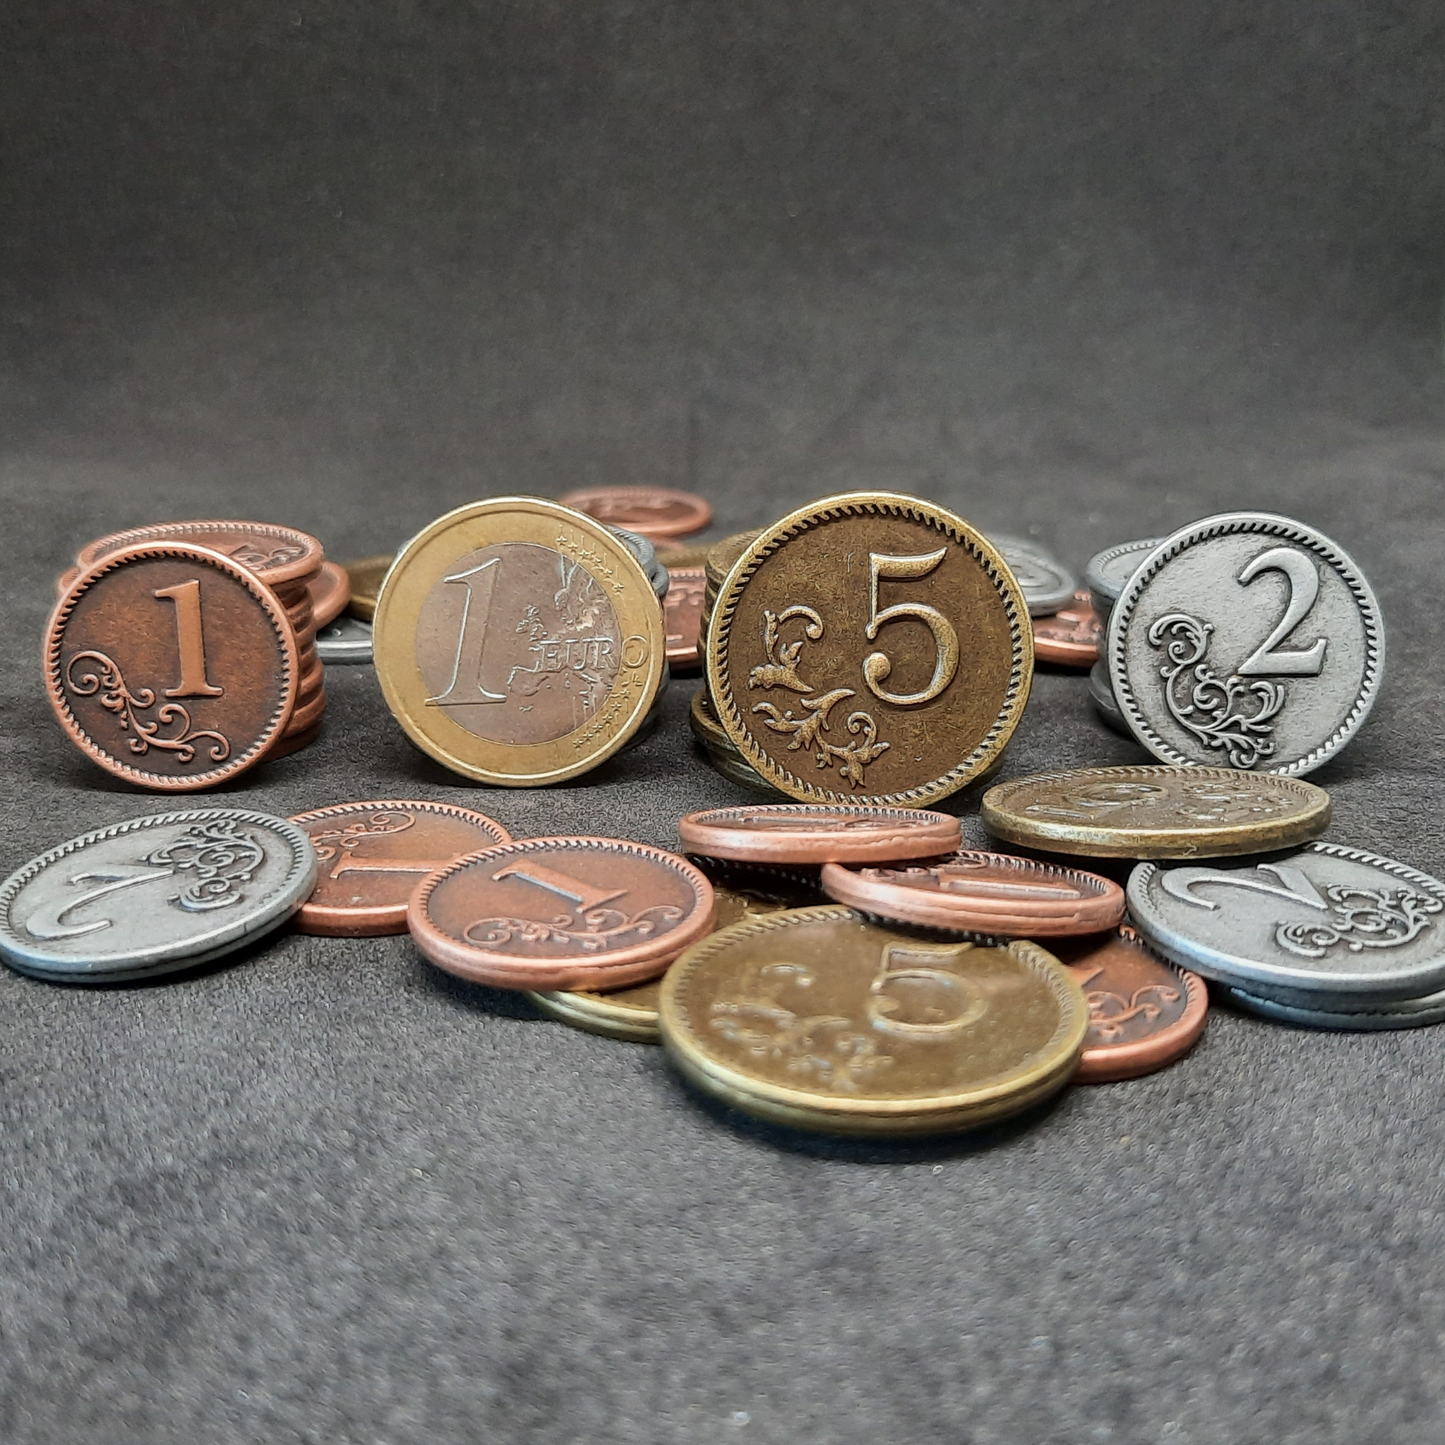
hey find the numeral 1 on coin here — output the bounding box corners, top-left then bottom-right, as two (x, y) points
(426, 558), (507, 706)
(153, 580), (223, 698)
(492, 859), (627, 912)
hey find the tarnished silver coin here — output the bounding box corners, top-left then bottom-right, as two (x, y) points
(1226, 983), (1445, 1031)
(1108, 513), (1384, 777)
(1128, 843), (1445, 1005)
(993, 535), (1078, 617)
(0, 810), (317, 982)
(1089, 659), (1132, 737)
(610, 526), (670, 598)
(1085, 538), (1162, 616)
(316, 615), (374, 664)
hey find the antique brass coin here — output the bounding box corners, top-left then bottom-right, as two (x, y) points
(707, 494), (1032, 807)
(980, 765), (1331, 859)
(689, 688), (777, 794)
(373, 499), (666, 785)
(659, 905), (1087, 1135)
(656, 543), (710, 569)
(342, 554), (394, 621)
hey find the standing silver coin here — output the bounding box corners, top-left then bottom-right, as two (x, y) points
(0, 809), (318, 982)
(1089, 659), (1132, 737)
(1085, 537), (1163, 616)
(1128, 843), (1445, 1005)
(316, 614), (374, 664)
(1108, 513), (1384, 776)
(610, 525), (670, 599)
(993, 535), (1078, 616)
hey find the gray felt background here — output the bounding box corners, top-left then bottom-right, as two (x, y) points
(2, 3), (1444, 1441)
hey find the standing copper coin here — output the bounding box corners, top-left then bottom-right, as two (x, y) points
(289, 800), (512, 936)
(664, 565), (707, 671)
(558, 486), (713, 542)
(820, 851), (1125, 936)
(342, 555), (394, 621)
(679, 803), (961, 865)
(1052, 925), (1209, 1082)
(1032, 589), (1103, 667)
(409, 836), (715, 990)
(46, 543), (299, 789)
(308, 561), (352, 628)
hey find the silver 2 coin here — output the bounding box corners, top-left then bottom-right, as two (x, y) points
(1089, 659), (1132, 737)
(1128, 843), (1445, 1004)
(0, 809), (318, 982)
(992, 535), (1079, 616)
(609, 525), (670, 599)
(1085, 537), (1162, 615)
(316, 614), (374, 665)
(1108, 513), (1384, 776)
(1226, 983), (1445, 1031)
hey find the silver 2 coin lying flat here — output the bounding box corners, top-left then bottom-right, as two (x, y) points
(993, 535), (1079, 616)
(316, 614), (374, 665)
(0, 809), (318, 982)
(1128, 843), (1445, 1006)
(1107, 513), (1384, 777)
(1085, 537), (1162, 615)
(1226, 983), (1445, 1031)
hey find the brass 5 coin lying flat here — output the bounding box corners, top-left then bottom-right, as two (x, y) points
(659, 904), (1087, 1135)
(980, 766), (1331, 859)
(679, 803), (961, 866)
(374, 499), (666, 785)
(707, 493), (1032, 807)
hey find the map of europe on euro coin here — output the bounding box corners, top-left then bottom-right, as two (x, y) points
(373, 499), (667, 785)
(1107, 513), (1384, 777)
(706, 494), (1032, 807)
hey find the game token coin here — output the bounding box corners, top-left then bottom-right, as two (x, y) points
(821, 851), (1125, 936)
(409, 836), (714, 990)
(664, 565), (706, 670)
(0, 809), (317, 982)
(659, 905), (1087, 1135)
(1127, 843), (1445, 1003)
(688, 689), (776, 793)
(993, 536), (1078, 616)
(46, 543), (300, 790)
(78, 520), (325, 593)
(558, 486), (712, 542)
(981, 765), (1331, 859)
(316, 615), (373, 664)
(707, 493), (1032, 807)
(609, 525), (670, 597)
(342, 555), (393, 620)
(1085, 537), (1162, 614)
(1033, 590), (1102, 667)
(1108, 513), (1384, 776)
(1225, 983), (1445, 1031)
(680, 803), (960, 865)
(1089, 659), (1132, 736)
(308, 560), (352, 628)
(373, 499), (666, 786)
(656, 543), (709, 568)
(1052, 925), (1208, 1080)
(290, 800), (512, 936)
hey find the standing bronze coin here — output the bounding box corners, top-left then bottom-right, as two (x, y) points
(664, 565), (707, 671)
(290, 800), (512, 936)
(679, 803), (961, 865)
(342, 555), (393, 621)
(46, 542), (299, 789)
(409, 836), (715, 990)
(558, 486), (713, 542)
(707, 493), (1032, 806)
(1032, 589), (1103, 668)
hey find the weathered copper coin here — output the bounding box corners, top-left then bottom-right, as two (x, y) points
(46, 542), (299, 790)
(664, 565), (706, 671)
(308, 561), (352, 628)
(409, 836), (715, 990)
(373, 499), (666, 785)
(659, 905), (1088, 1135)
(290, 800), (512, 936)
(78, 520), (324, 592)
(342, 554), (393, 621)
(821, 851), (1126, 936)
(1032, 590), (1103, 667)
(707, 494), (1032, 806)
(1052, 925), (1208, 1082)
(264, 718), (324, 760)
(679, 803), (961, 865)
(980, 765), (1332, 859)
(54, 565), (80, 599)
(558, 485), (713, 542)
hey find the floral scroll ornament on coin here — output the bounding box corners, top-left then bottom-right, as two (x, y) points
(747, 607), (889, 789)
(464, 900), (685, 953)
(144, 820), (265, 912)
(66, 651), (231, 764)
(1277, 884), (1443, 959)
(1073, 963), (1182, 1041)
(307, 810), (417, 865)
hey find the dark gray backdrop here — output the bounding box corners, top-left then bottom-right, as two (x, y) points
(2, 4), (1443, 1441)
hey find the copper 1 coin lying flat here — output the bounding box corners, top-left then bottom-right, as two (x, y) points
(664, 565), (706, 670)
(1032, 590), (1103, 667)
(821, 850), (1125, 936)
(308, 561), (352, 628)
(557, 485), (713, 542)
(78, 520), (325, 593)
(679, 803), (960, 865)
(46, 542), (300, 790)
(1051, 925), (1208, 1081)
(707, 493), (1032, 807)
(980, 766), (1332, 859)
(373, 499), (666, 786)
(409, 836), (715, 991)
(289, 800), (512, 936)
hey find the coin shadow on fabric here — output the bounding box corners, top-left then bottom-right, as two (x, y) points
(408, 953), (549, 1022)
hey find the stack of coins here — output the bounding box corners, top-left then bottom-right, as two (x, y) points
(558, 484), (713, 546)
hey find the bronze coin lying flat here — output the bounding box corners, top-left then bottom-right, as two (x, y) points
(558, 486), (713, 542)
(664, 565), (706, 671)
(820, 850), (1126, 936)
(290, 800), (512, 936)
(409, 836), (715, 991)
(1031, 589), (1102, 668)
(679, 803), (961, 865)
(78, 520), (324, 592)
(1051, 925), (1209, 1082)
(341, 554), (393, 621)
(308, 561), (352, 628)
(46, 542), (299, 790)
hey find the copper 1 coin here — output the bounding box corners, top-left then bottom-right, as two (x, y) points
(821, 850), (1126, 936)
(308, 561), (352, 628)
(408, 836), (715, 991)
(557, 486), (713, 542)
(1051, 925), (1208, 1082)
(289, 800), (511, 936)
(679, 803), (960, 865)
(78, 520), (325, 592)
(46, 542), (300, 789)
(664, 565), (706, 670)
(1032, 589), (1103, 667)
